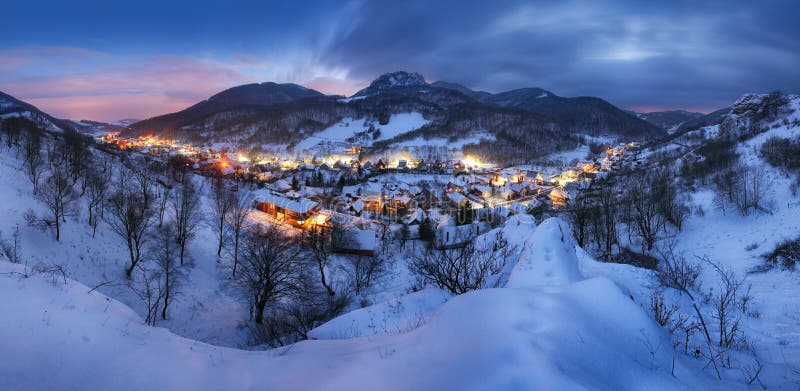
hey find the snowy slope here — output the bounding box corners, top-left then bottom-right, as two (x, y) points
(629, 95), (800, 388)
(0, 149), (251, 347)
(294, 112), (429, 152)
(308, 288), (451, 340)
(0, 256), (732, 390)
(506, 218), (582, 288)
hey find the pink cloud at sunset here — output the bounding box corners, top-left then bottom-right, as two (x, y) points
(0, 47), (359, 122)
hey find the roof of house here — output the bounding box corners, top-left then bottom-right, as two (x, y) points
(269, 179), (292, 192)
(447, 192), (466, 205)
(254, 190), (319, 215)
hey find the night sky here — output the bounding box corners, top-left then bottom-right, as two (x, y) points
(1, 0), (798, 122)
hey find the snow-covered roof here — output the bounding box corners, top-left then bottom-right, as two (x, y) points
(254, 190), (319, 214)
(269, 179), (292, 192)
(447, 192), (467, 205)
(408, 208), (426, 224)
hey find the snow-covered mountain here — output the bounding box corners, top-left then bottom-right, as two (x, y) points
(112, 118), (140, 127)
(119, 72), (575, 162)
(0, 90), (71, 133)
(129, 82), (326, 136)
(431, 83), (664, 139)
(633, 110), (705, 132)
(117, 71), (670, 163)
(352, 71), (428, 97)
(1, 90), (799, 389)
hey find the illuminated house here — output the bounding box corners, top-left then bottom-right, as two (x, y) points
(253, 191), (321, 227)
(550, 187), (572, 205)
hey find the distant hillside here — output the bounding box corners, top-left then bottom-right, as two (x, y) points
(352, 71), (428, 97)
(118, 71), (688, 162)
(674, 107), (731, 134)
(119, 72), (579, 163)
(129, 82), (325, 134)
(431, 84), (664, 139)
(0, 90), (75, 133)
(634, 110), (704, 131)
(429, 81), (493, 101)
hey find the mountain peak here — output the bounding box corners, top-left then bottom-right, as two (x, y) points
(353, 71), (428, 97)
(205, 82), (323, 106)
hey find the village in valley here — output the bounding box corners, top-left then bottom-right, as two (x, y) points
(98, 132), (642, 254)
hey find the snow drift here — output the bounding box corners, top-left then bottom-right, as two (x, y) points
(506, 217), (583, 288)
(0, 217), (730, 390)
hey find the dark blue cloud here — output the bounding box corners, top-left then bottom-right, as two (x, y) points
(1, 0), (798, 117)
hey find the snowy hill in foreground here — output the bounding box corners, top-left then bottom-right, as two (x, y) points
(0, 218), (732, 390)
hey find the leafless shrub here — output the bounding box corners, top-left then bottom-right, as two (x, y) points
(762, 235), (800, 270)
(347, 255), (387, 295)
(409, 231), (512, 294)
(31, 264), (68, 286)
(247, 293), (350, 348)
(655, 245), (701, 293)
(650, 291), (678, 327)
(0, 225), (22, 264)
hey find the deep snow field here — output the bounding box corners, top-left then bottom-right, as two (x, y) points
(0, 217), (741, 390)
(0, 128), (799, 389)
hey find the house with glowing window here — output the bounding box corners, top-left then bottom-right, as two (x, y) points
(253, 190), (324, 228)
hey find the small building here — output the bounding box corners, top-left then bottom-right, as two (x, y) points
(253, 191), (321, 227)
(435, 222), (490, 249)
(447, 192), (468, 208)
(333, 228), (376, 256)
(550, 187), (571, 205)
(472, 184), (492, 198)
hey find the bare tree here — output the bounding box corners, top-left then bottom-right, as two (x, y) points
(705, 259), (745, 349)
(226, 185), (252, 277)
(172, 174), (203, 265)
(34, 165), (78, 241)
(624, 182), (667, 252)
(567, 191), (594, 248)
(130, 263), (165, 326)
(236, 224), (303, 324)
(348, 254), (385, 295)
(409, 231), (512, 294)
(304, 221), (337, 297)
(86, 159), (111, 237)
(590, 186), (618, 257)
(715, 165), (773, 216)
(209, 175), (233, 257)
(0, 225), (23, 264)
(155, 183), (172, 228)
(105, 175), (155, 279)
(21, 129), (44, 195)
(61, 129), (89, 183)
(153, 222), (182, 320)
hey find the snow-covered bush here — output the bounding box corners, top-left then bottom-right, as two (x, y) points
(762, 236), (800, 270)
(409, 230), (513, 294)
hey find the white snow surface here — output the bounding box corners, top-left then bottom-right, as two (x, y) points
(294, 112), (429, 151)
(506, 218), (583, 288)
(0, 257), (728, 390)
(308, 288), (451, 340)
